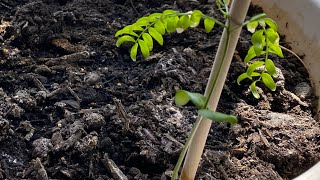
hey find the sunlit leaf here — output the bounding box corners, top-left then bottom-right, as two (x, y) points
(115, 27), (139, 37)
(148, 27), (164, 46)
(190, 10), (203, 28)
(237, 73), (249, 85)
(266, 28), (279, 45)
(176, 15), (190, 33)
(130, 43), (139, 61)
(138, 39), (150, 58)
(116, 35), (136, 47)
(247, 21), (258, 33)
(204, 18), (215, 33)
(251, 29), (265, 49)
(262, 18), (278, 31)
(154, 21), (166, 35)
(261, 72), (276, 91)
(175, 90), (206, 109)
(198, 109), (237, 124)
(142, 33), (153, 51)
(148, 13), (162, 22)
(246, 61), (265, 76)
(265, 59), (277, 76)
(269, 43), (284, 58)
(250, 81), (260, 99)
(165, 16), (179, 33)
(135, 16), (150, 26)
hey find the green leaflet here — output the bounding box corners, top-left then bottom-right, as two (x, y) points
(198, 109), (237, 124)
(138, 39), (150, 58)
(268, 42), (284, 58)
(250, 81), (260, 99)
(190, 10), (203, 28)
(154, 21), (166, 35)
(266, 28), (279, 45)
(247, 21), (258, 33)
(204, 18), (215, 33)
(148, 27), (163, 46)
(175, 90), (206, 109)
(251, 29), (265, 49)
(130, 43), (139, 61)
(246, 61), (265, 76)
(177, 15), (191, 33)
(262, 18), (278, 31)
(116, 35), (135, 47)
(245, 46), (265, 63)
(142, 33), (153, 51)
(265, 59), (276, 76)
(237, 72), (260, 85)
(261, 73), (276, 91)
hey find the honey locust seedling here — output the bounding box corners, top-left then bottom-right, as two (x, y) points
(115, 0), (282, 179)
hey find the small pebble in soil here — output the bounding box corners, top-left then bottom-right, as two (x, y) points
(83, 112), (105, 130)
(294, 82), (312, 99)
(74, 132), (98, 153)
(84, 72), (100, 85)
(32, 138), (53, 158)
(13, 90), (37, 109)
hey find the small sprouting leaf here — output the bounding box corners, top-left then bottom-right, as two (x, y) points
(269, 43), (284, 58)
(265, 59), (277, 76)
(116, 35), (135, 47)
(246, 61), (265, 76)
(262, 18), (278, 31)
(204, 18), (215, 33)
(165, 16), (179, 33)
(251, 29), (265, 49)
(176, 15), (191, 33)
(237, 73), (249, 85)
(266, 28), (279, 45)
(175, 90), (206, 109)
(148, 27), (164, 46)
(130, 43), (139, 61)
(198, 109), (237, 124)
(250, 81), (260, 99)
(190, 10), (203, 28)
(154, 21), (166, 35)
(142, 33), (153, 51)
(261, 73), (276, 91)
(138, 39), (150, 58)
(247, 21), (258, 33)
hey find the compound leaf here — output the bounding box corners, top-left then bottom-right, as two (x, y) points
(148, 27), (164, 46)
(116, 35), (135, 47)
(138, 39), (150, 58)
(261, 73), (276, 91)
(142, 33), (153, 51)
(198, 109), (237, 124)
(204, 18), (215, 33)
(135, 16), (150, 26)
(165, 16), (179, 33)
(266, 28), (279, 45)
(130, 43), (139, 61)
(148, 13), (162, 22)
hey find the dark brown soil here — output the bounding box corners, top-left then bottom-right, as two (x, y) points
(0, 0), (319, 180)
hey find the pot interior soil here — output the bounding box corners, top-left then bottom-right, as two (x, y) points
(0, 0), (319, 179)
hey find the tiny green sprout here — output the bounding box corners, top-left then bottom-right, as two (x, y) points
(237, 17), (283, 98)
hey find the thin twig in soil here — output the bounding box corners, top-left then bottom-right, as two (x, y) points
(124, 0), (139, 16)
